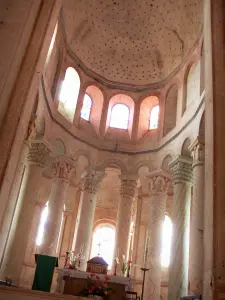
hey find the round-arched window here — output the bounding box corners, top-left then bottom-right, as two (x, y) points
(80, 94), (92, 121)
(58, 67), (80, 122)
(110, 104), (129, 129)
(149, 105), (159, 129)
(161, 215), (172, 267)
(90, 225), (116, 269)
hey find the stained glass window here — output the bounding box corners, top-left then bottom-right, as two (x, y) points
(81, 94), (92, 121)
(90, 225), (115, 270)
(161, 215), (172, 267)
(110, 104), (129, 129)
(36, 202), (49, 246)
(149, 105), (159, 129)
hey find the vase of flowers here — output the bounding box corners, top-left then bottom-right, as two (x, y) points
(65, 251), (85, 270)
(116, 255), (131, 277)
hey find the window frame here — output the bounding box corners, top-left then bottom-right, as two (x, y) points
(109, 103), (130, 130)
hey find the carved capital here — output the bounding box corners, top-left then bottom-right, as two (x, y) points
(169, 156), (193, 185)
(120, 174), (138, 197)
(27, 142), (50, 167)
(189, 138), (205, 167)
(84, 170), (105, 194)
(52, 157), (76, 182)
(147, 170), (171, 196)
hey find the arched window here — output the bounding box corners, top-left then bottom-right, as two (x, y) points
(110, 104), (129, 129)
(36, 202), (49, 246)
(80, 94), (92, 121)
(90, 225), (116, 270)
(161, 215), (172, 267)
(149, 105), (159, 129)
(58, 67), (80, 122)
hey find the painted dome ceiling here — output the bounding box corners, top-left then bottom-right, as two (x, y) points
(61, 0), (203, 86)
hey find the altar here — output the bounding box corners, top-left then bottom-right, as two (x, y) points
(56, 269), (131, 300)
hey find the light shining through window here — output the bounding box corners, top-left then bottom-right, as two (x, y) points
(149, 105), (159, 129)
(161, 215), (172, 267)
(36, 202), (49, 246)
(90, 225), (115, 270)
(81, 94), (92, 121)
(110, 104), (129, 129)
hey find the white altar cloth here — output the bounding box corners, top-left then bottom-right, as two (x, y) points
(56, 269), (131, 293)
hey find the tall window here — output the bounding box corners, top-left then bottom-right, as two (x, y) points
(161, 215), (172, 267)
(149, 105), (159, 129)
(80, 94), (92, 121)
(36, 202), (49, 246)
(90, 225), (116, 269)
(58, 67), (80, 122)
(110, 104), (129, 129)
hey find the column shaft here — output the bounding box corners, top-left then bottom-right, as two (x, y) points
(40, 158), (75, 256)
(0, 142), (49, 284)
(115, 175), (137, 263)
(168, 157), (192, 300)
(189, 140), (204, 295)
(144, 172), (170, 300)
(73, 170), (105, 269)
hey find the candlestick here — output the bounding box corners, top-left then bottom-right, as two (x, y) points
(140, 268), (149, 300)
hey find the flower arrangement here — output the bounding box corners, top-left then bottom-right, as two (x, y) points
(87, 273), (112, 296)
(115, 255), (131, 277)
(65, 251), (85, 269)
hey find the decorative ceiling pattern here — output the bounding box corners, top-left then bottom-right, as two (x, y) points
(61, 0), (202, 85)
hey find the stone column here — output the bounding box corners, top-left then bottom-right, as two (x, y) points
(189, 139), (204, 295)
(115, 174), (137, 261)
(168, 156), (192, 300)
(40, 158), (75, 256)
(73, 170), (105, 268)
(0, 142), (50, 285)
(144, 171), (170, 300)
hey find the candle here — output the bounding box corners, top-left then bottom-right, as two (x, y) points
(144, 237), (149, 268)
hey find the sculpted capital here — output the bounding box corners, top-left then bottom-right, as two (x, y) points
(120, 174), (138, 197)
(84, 170), (105, 194)
(27, 142), (50, 167)
(147, 170), (171, 196)
(52, 157), (76, 182)
(169, 156), (192, 185)
(189, 138), (205, 167)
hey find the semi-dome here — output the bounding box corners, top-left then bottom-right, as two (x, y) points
(61, 0), (203, 86)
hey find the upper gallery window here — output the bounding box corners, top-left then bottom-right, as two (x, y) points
(80, 94), (92, 121)
(110, 104), (129, 129)
(58, 67), (80, 122)
(149, 105), (159, 129)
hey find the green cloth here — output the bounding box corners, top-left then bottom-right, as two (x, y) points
(32, 254), (58, 292)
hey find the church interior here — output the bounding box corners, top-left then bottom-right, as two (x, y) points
(0, 1), (223, 300)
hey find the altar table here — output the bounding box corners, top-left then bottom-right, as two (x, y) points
(56, 269), (131, 300)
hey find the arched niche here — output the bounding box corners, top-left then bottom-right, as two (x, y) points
(163, 85), (178, 136)
(58, 67), (80, 123)
(106, 94), (135, 138)
(183, 61), (200, 114)
(181, 138), (192, 157)
(81, 85), (104, 134)
(138, 96), (159, 139)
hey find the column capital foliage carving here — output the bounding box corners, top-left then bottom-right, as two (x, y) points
(147, 170), (171, 195)
(120, 174), (138, 197)
(189, 137), (205, 167)
(84, 170), (105, 194)
(52, 157), (76, 182)
(27, 142), (50, 167)
(169, 156), (193, 185)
